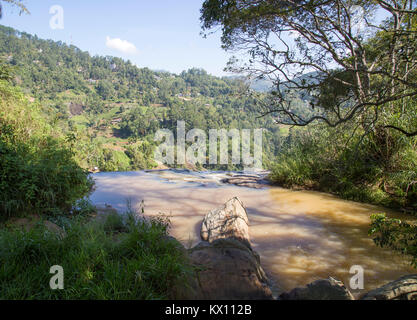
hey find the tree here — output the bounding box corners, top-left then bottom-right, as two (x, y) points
(0, 0), (29, 18)
(201, 0), (417, 137)
(0, 58), (13, 80)
(95, 80), (115, 100)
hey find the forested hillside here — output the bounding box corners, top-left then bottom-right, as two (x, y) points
(0, 24), (285, 171)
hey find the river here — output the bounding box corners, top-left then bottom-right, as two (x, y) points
(89, 169), (416, 297)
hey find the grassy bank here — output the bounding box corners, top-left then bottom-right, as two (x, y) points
(0, 209), (192, 299)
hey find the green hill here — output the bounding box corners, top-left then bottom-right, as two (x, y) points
(0, 24), (285, 171)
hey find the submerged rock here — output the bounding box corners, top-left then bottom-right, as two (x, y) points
(361, 274), (417, 300)
(184, 238), (273, 300)
(279, 277), (355, 300)
(200, 197), (251, 248)
(221, 173), (270, 189)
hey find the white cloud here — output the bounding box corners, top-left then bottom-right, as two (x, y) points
(105, 36), (138, 54)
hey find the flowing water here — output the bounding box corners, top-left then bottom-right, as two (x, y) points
(89, 170), (416, 298)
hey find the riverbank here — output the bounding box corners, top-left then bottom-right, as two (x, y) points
(0, 205), (191, 299)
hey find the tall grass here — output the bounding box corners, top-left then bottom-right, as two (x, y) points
(0, 210), (192, 299)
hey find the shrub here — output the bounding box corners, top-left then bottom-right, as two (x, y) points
(0, 80), (93, 219)
(370, 213), (417, 268)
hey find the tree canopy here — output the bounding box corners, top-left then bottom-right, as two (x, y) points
(201, 0), (417, 137)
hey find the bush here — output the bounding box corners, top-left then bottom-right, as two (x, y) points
(0, 80), (93, 219)
(270, 123), (417, 210)
(101, 149), (131, 172)
(0, 211), (192, 299)
(370, 213), (417, 268)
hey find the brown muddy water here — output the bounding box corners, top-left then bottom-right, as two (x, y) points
(89, 170), (416, 297)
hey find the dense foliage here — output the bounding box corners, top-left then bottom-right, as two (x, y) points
(370, 213), (417, 268)
(0, 74), (92, 220)
(270, 121), (417, 210)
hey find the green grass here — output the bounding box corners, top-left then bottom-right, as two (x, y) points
(0, 211), (192, 299)
(70, 115), (89, 128)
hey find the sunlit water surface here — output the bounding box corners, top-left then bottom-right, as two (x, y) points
(89, 170), (416, 297)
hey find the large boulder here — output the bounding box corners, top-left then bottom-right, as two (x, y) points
(183, 238), (273, 300)
(361, 274), (417, 300)
(174, 198), (273, 300)
(279, 277), (355, 300)
(200, 197), (251, 248)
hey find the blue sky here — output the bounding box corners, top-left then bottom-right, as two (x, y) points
(1, 0), (233, 76)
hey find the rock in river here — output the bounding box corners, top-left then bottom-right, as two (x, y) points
(200, 197), (251, 248)
(221, 173), (270, 189)
(186, 239), (273, 300)
(279, 277), (355, 300)
(176, 198), (273, 300)
(361, 274), (417, 300)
